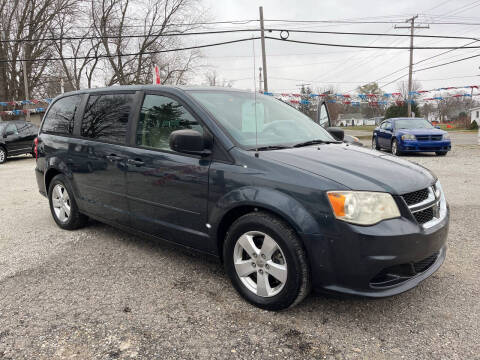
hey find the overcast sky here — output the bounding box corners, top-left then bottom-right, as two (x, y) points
(188, 0), (480, 95)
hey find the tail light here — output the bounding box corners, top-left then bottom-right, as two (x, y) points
(34, 137), (38, 159)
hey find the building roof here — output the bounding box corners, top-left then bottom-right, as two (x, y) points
(469, 106), (480, 111)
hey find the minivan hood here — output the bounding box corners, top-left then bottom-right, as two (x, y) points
(260, 144), (435, 194)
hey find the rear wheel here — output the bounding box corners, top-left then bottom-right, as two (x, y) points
(436, 151), (447, 156)
(48, 174), (88, 230)
(223, 211), (311, 310)
(0, 147), (6, 164)
(391, 139), (402, 156)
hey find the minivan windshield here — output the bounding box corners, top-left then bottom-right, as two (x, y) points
(188, 90), (336, 149)
(395, 118), (434, 129)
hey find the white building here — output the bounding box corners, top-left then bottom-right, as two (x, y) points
(470, 106), (480, 125)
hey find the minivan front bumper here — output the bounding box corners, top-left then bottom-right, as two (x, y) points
(302, 207), (449, 297)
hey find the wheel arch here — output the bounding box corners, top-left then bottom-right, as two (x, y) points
(211, 187), (321, 262)
(44, 168), (63, 194)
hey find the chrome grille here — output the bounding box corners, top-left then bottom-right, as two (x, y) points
(402, 188), (429, 206)
(402, 185), (443, 227)
(413, 207), (434, 224)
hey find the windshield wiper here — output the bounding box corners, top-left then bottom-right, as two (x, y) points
(293, 139), (340, 148)
(252, 145), (292, 151)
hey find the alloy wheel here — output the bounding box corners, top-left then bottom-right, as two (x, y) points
(392, 141), (398, 155)
(233, 231), (287, 297)
(51, 184), (71, 223)
(0, 149), (5, 163)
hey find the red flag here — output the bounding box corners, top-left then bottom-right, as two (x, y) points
(153, 64), (161, 85)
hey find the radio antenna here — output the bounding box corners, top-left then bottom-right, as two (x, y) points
(252, 35), (259, 156)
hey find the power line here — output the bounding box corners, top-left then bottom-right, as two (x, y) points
(266, 29), (478, 41)
(3, 28), (479, 44)
(0, 28), (261, 43)
(263, 19), (480, 25)
(0, 37), (260, 63)
(414, 52), (480, 72)
(264, 36), (480, 49)
(380, 52), (480, 88)
(372, 39), (480, 83)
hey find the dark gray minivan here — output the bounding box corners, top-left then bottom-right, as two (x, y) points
(35, 86), (449, 310)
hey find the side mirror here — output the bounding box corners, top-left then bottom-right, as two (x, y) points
(327, 127), (344, 141)
(169, 129), (211, 156)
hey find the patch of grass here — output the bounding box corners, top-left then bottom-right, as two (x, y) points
(343, 125), (376, 131)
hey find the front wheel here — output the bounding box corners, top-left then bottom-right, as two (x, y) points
(391, 139), (402, 156)
(223, 212), (311, 310)
(436, 151), (447, 156)
(0, 147), (6, 164)
(372, 136), (380, 150)
(48, 174), (88, 230)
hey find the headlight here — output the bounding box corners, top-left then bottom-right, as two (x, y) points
(401, 134), (416, 141)
(443, 133), (450, 140)
(327, 191), (400, 225)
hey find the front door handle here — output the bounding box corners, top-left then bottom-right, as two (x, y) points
(106, 154), (123, 161)
(127, 158), (145, 166)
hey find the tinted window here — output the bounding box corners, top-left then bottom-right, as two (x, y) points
(5, 123), (18, 135)
(81, 94), (133, 144)
(42, 95), (81, 135)
(136, 95), (203, 151)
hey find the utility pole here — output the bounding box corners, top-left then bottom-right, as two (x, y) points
(17, 11), (30, 121)
(259, 6), (268, 92)
(258, 67), (262, 92)
(395, 15), (429, 117)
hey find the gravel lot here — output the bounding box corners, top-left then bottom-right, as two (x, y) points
(1, 140), (479, 359)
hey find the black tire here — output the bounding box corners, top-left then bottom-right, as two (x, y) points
(48, 174), (88, 230)
(223, 211), (311, 310)
(436, 151), (447, 156)
(0, 146), (6, 164)
(372, 136), (380, 150)
(391, 139), (402, 156)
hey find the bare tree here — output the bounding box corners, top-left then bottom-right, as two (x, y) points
(91, 0), (205, 86)
(0, 0), (76, 100)
(203, 69), (233, 87)
(397, 79), (422, 100)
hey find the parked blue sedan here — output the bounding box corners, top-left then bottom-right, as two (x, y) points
(372, 117), (451, 156)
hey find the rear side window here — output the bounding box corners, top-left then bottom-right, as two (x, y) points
(81, 94), (133, 144)
(42, 95), (82, 135)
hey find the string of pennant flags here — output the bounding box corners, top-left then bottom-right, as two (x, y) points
(263, 84), (480, 106)
(0, 98), (52, 107)
(1, 83), (479, 116)
(0, 98), (52, 117)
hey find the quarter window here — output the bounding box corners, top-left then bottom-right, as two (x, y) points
(42, 95), (82, 135)
(81, 94), (134, 143)
(136, 95), (203, 151)
(5, 123), (18, 135)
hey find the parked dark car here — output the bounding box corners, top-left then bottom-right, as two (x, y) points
(372, 117), (451, 156)
(0, 120), (38, 164)
(35, 86), (449, 310)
